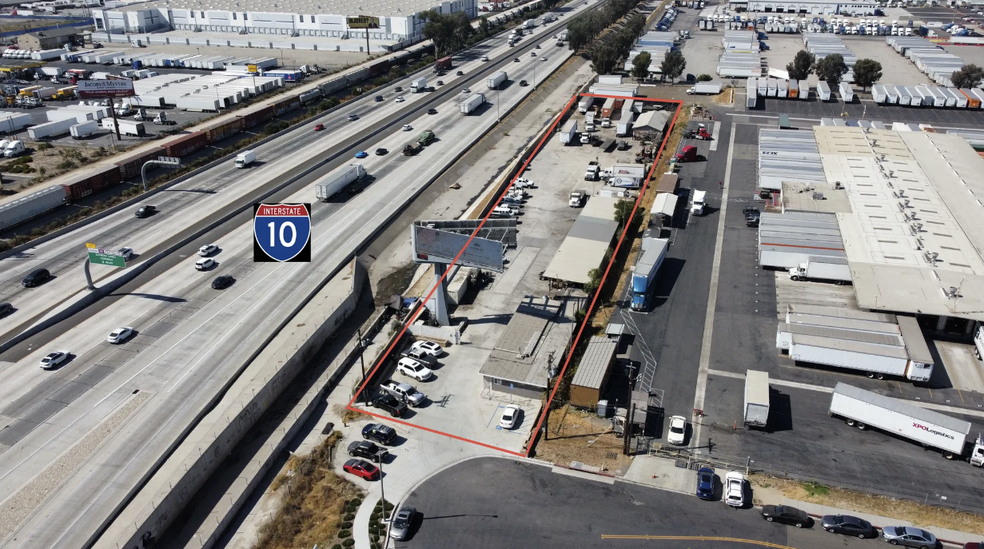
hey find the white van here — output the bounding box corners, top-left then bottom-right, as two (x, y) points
(491, 205), (517, 218)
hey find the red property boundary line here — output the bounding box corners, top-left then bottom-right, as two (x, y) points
(346, 92), (684, 459)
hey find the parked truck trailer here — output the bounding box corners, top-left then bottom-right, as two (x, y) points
(743, 370), (770, 428)
(829, 382), (984, 464)
(559, 120), (578, 144)
(315, 163), (366, 201)
(630, 237), (669, 311)
(578, 96), (595, 113)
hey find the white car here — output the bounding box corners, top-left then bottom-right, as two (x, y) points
(395, 96), (405, 102)
(198, 244), (218, 257)
(667, 415), (687, 445)
(40, 350), (70, 370)
(118, 247), (134, 261)
(541, 56), (548, 61)
(725, 471), (745, 508)
(499, 405), (521, 429)
(402, 124), (413, 131)
(106, 327), (134, 344)
(514, 178), (534, 189)
(397, 357), (433, 381)
(410, 340), (443, 357)
(195, 258), (215, 271)
(481, 56), (489, 61)
(461, 88), (471, 94)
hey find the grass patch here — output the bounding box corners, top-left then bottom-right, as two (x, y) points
(802, 481), (829, 497)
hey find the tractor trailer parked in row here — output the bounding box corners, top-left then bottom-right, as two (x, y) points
(630, 237), (669, 311)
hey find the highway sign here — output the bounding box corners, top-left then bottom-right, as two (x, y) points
(253, 203), (312, 262)
(88, 248), (126, 268)
(411, 224), (504, 272)
(78, 79), (135, 98)
(347, 15), (380, 29)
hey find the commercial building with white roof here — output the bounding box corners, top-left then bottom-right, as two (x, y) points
(92, 0), (476, 42)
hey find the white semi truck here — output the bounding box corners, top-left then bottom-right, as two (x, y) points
(410, 77), (427, 93)
(235, 150), (256, 168)
(315, 163), (366, 201)
(459, 93), (486, 115)
(829, 382), (984, 464)
(787, 259), (852, 284)
(487, 71), (507, 90)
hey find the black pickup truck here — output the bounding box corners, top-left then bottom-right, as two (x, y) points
(743, 207), (760, 227)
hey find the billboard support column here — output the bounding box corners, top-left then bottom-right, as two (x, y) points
(432, 263), (451, 326)
(83, 257), (94, 290)
(110, 103), (121, 141)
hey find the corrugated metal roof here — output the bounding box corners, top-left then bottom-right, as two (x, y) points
(897, 315), (933, 364)
(542, 196), (620, 284)
(786, 304), (898, 322)
(833, 383), (971, 435)
(759, 127), (827, 191)
(787, 313), (900, 334)
(571, 336), (618, 391)
(651, 193), (677, 218)
(780, 322), (902, 346)
(791, 333), (909, 360)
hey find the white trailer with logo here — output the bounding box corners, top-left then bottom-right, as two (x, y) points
(315, 163), (366, 200)
(829, 382), (984, 464)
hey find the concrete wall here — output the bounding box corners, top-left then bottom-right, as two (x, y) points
(99, 258), (367, 549)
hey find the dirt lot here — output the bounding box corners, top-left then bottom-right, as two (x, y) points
(0, 18), (82, 33)
(0, 141), (123, 192)
(535, 405), (635, 476)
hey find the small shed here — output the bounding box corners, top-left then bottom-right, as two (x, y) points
(656, 172), (678, 194)
(570, 336), (619, 409)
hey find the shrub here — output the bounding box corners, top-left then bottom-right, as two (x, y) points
(332, 545), (342, 549)
(697, 74), (713, 82)
(344, 512), (355, 521)
(338, 529), (351, 538)
(342, 540), (355, 548)
(341, 521), (352, 529)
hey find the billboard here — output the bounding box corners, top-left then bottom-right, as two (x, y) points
(78, 79), (135, 99)
(411, 225), (504, 272)
(347, 15), (380, 29)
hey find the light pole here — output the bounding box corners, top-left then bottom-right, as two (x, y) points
(357, 329), (369, 403)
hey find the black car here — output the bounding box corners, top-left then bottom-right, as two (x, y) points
(0, 302), (13, 317)
(513, 57), (520, 62)
(211, 275), (235, 289)
(22, 268), (50, 287)
(821, 515), (878, 538)
(519, 80), (528, 86)
(135, 205), (156, 218)
(395, 86), (403, 92)
(362, 423), (397, 445)
(436, 80), (444, 86)
(375, 148), (388, 156)
(743, 207), (761, 227)
(427, 108), (438, 115)
(761, 505), (811, 528)
(374, 95), (384, 102)
(371, 393), (407, 417)
(456, 70), (464, 76)
(346, 440), (389, 463)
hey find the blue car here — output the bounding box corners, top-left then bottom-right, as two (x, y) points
(696, 467), (715, 500)
(355, 151), (368, 158)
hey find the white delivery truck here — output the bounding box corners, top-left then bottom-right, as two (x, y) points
(559, 120), (577, 144)
(829, 382), (984, 464)
(487, 71), (507, 90)
(315, 163), (366, 200)
(410, 77), (427, 93)
(70, 120), (98, 139)
(743, 370), (770, 428)
(787, 259), (852, 284)
(578, 96), (595, 114)
(235, 149), (256, 168)
(459, 93), (486, 114)
(691, 190), (706, 215)
(687, 82), (723, 95)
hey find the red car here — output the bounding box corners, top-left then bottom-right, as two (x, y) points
(314, 123), (325, 131)
(343, 459), (380, 480)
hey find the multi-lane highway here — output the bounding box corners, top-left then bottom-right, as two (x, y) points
(0, 3), (598, 547)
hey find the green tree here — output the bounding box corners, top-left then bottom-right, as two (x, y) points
(786, 50), (815, 81)
(589, 42), (619, 75)
(951, 64), (984, 89)
(814, 53), (848, 86)
(660, 50), (686, 83)
(631, 51), (652, 80)
(583, 268), (602, 295)
(614, 199), (641, 229)
(852, 58), (882, 92)
(477, 16), (491, 37)
(421, 11), (471, 56)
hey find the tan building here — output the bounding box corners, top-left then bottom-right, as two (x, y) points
(17, 27), (82, 50)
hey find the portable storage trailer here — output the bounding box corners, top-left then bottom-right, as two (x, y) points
(777, 79), (788, 98)
(758, 78), (768, 96)
(788, 79), (799, 98)
(897, 86), (912, 105)
(885, 85), (899, 104)
(960, 89), (981, 108)
(872, 84), (887, 103)
(839, 82), (853, 102)
(746, 78), (757, 108)
(817, 81), (831, 101)
(799, 80), (810, 100)
(743, 370), (770, 428)
(767, 78), (778, 97)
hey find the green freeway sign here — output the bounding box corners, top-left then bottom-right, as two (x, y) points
(88, 249), (126, 268)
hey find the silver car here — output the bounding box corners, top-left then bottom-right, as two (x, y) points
(390, 505), (416, 541)
(882, 526), (937, 549)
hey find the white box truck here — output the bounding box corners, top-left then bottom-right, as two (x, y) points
(687, 82), (723, 95)
(235, 149), (256, 168)
(787, 259), (852, 284)
(315, 163), (366, 200)
(829, 382), (984, 464)
(410, 77), (427, 93)
(460, 93), (485, 114)
(559, 120), (577, 144)
(70, 120), (98, 139)
(487, 71), (507, 89)
(743, 370), (770, 428)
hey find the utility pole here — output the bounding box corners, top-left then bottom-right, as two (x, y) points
(357, 328), (368, 403)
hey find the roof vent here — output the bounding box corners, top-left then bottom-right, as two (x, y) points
(834, 181), (843, 190)
(812, 192), (825, 200)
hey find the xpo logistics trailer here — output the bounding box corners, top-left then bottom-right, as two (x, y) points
(487, 71), (507, 89)
(460, 93), (486, 114)
(315, 163), (366, 201)
(829, 382), (984, 464)
(630, 237), (669, 311)
(743, 370), (770, 428)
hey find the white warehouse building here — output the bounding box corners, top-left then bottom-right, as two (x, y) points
(729, 0), (877, 14)
(92, 0), (476, 42)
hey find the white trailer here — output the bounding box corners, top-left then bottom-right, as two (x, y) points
(578, 96), (595, 113)
(70, 120), (98, 139)
(28, 118), (76, 139)
(559, 120), (577, 144)
(235, 149), (256, 168)
(687, 82), (723, 95)
(460, 92), (486, 114)
(817, 81), (832, 101)
(0, 112), (33, 133)
(885, 85), (899, 104)
(757, 78), (767, 96)
(615, 109), (634, 136)
(114, 120), (146, 136)
(746, 78), (757, 108)
(788, 259), (851, 283)
(767, 78), (778, 97)
(410, 77), (427, 93)
(872, 84), (888, 104)
(799, 80), (810, 100)
(829, 382), (984, 463)
(839, 82), (854, 102)
(487, 71), (507, 90)
(743, 370), (770, 428)
(0, 185), (66, 231)
(897, 85), (913, 105)
(315, 163), (366, 201)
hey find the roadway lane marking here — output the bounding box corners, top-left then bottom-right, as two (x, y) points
(707, 369), (984, 420)
(708, 121), (722, 152)
(600, 534), (799, 548)
(691, 123), (736, 454)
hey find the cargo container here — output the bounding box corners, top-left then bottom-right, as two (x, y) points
(960, 88), (981, 108)
(578, 96), (595, 113)
(28, 118), (76, 139)
(115, 147), (166, 178)
(799, 80), (810, 100)
(600, 97), (616, 120)
(829, 382), (984, 464)
(817, 81), (831, 101)
(316, 163), (366, 200)
(630, 237), (669, 311)
(165, 131), (208, 157)
(460, 93), (486, 114)
(839, 82), (854, 102)
(70, 120), (98, 139)
(487, 71), (507, 90)
(240, 105), (275, 128)
(0, 185), (66, 231)
(62, 165), (122, 202)
(559, 120), (578, 144)
(203, 117), (244, 143)
(743, 370), (770, 428)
